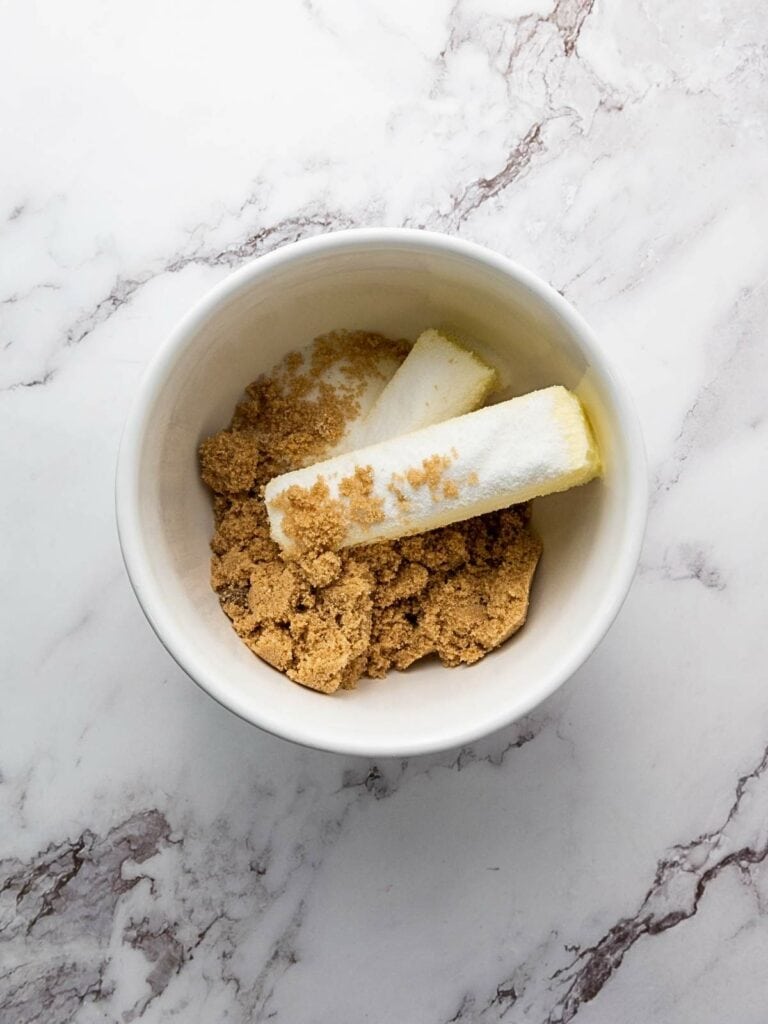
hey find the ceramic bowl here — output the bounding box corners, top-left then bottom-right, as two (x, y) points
(116, 229), (646, 756)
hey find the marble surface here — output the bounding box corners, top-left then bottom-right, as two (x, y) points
(2, 0), (768, 1020)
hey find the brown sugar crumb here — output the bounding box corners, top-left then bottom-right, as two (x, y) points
(442, 480), (459, 500)
(246, 626), (294, 672)
(270, 478), (347, 557)
(362, 507), (541, 676)
(247, 562), (300, 622)
(338, 465), (386, 528)
(414, 511), (541, 667)
(298, 550), (342, 588)
(404, 453), (454, 498)
(310, 330), (408, 386)
(274, 464), (386, 557)
(387, 476), (410, 507)
(199, 330), (542, 695)
(286, 560), (373, 694)
(200, 431), (261, 493)
(220, 328), (409, 482)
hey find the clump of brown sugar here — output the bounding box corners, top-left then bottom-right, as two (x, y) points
(202, 329), (409, 486)
(339, 466), (385, 528)
(404, 453), (454, 496)
(272, 465), (387, 556)
(200, 330), (542, 694)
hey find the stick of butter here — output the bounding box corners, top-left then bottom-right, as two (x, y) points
(341, 328), (498, 451)
(264, 386), (600, 555)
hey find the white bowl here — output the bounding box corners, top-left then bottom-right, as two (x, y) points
(116, 229), (646, 757)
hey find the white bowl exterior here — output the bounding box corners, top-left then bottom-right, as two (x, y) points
(116, 230), (646, 756)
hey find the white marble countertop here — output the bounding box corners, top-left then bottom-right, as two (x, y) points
(3, 1), (768, 1020)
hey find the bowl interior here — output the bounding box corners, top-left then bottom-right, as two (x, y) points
(122, 235), (643, 756)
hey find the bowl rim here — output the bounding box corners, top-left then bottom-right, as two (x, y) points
(116, 227), (647, 757)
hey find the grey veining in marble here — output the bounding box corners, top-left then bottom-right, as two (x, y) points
(2, 0), (768, 1020)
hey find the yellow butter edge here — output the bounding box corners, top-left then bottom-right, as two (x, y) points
(549, 385), (602, 481)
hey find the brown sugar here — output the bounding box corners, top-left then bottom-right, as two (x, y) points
(270, 478), (347, 558)
(404, 453), (453, 496)
(387, 477), (409, 507)
(200, 329), (409, 487)
(269, 464), (387, 556)
(200, 330), (542, 694)
(338, 466), (386, 528)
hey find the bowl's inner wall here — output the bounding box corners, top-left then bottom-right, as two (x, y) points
(134, 242), (634, 750)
